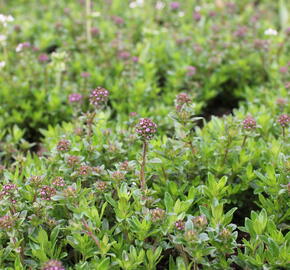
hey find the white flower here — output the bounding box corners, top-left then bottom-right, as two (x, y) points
(195, 6), (201, 12)
(129, 2), (137, 8)
(0, 34), (7, 42)
(0, 14), (14, 27)
(264, 28), (278, 36)
(129, 0), (143, 8)
(0, 61), (5, 68)
(178, 11), (185, 17)
(156, 1), (165, 10)
(16, 43), (23, 52)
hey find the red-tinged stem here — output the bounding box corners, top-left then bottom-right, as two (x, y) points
(140, 141), (148, 190)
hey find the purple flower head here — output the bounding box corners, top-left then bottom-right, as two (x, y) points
(81, 72), (90, 78)
(175, 220), (185, 230)
(176, 92), (191, 110)
(89, 86), (109, 107)
(285, 27), (290, 35)
(68, 93), (82, 103)
(234, 26), (248, 38)
(78, 165), (91, 176)
(170, 2), (180, 10)
(278, 114), (289, 127)
(193, 12), (201, 21)
(130, 112), (138, 117)
(91, 27), (100, 36)
(118, 51), (131, 60)
(40, 185), (56, 201)
(38, 54), (49, 63)
(132, 56), (139, 63)
(135, 118), (157, 141)
(57, 139), (71, 152)
(186, 65), (196, 76)
(41, 260), (65, 270)
(276, 98), (287, 106)
(0, 215), (14, 230)
(242, 116), (256, 130)
(52, 177), (65, 187)
(279, 66), (288, 74)
(67, 155), (80, 167)
(112, 16), (124, 25)
(254, 39), (269, 51)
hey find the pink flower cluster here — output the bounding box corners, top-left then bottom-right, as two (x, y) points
(52, 177), (65, 187)
(41, 260), (65, 270)
(89, 86), (109, 107)
(40, 186), (56, 200)
(278, 114), (289, 127)
(186, 66), (196, 76)
(0, 215), (14, 230)
(135, 118), (157, 141)
(242, 116), (256, 130)
(0, 183), (17, 196)
(57, 140), (71, 152)
(68, 93), (82, 103)
(175, 220), (185, 230)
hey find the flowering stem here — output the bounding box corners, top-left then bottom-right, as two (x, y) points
(140, 141), (148, 190)
(87, 111), (96, 144)
(282, 127), (285, 138)
(86, 0), (92, 44)
(241, 135), (247, 148)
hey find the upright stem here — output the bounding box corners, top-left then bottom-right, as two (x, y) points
(140, 141), (148, 190)
(86, 0), (92, 44)
(241, 135), (247, 148)
(282, 127), (285, 138)
(87, 111), (96, 145)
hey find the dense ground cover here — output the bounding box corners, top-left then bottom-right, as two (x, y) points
(0, 0), (289, 269)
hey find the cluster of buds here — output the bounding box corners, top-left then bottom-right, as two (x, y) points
(111, 171), (125, 181)
(67, 156), (80, 167)
(135, 118), (157, 141)
(38, 53), (49, 63)
(192, 215), (208, 228)
(41, 260), (65, 270)
(242, 116), (256, 130)
(175, 220), (185, 230)
(57, 140), (71, 152)
(276, 98), (287, 107)
(0, 215), (14, 230)
(184, 229), (198, 241)
(78, 165), (92, 176)
(0, 184), (17, 203)
(40, 186), (56, 201)
(89, 86), (109, 108)
(52, 177), (65, 187)
(150, 208), (165, 221)
(175, 92), (191, 112)
(278, 114), (289, 127)
(220, 228), (231, 240)
(186, 66), (196, 76)
(96, 181), (107, 191)
(68, 93), (82, 103)
(63, 186), (76, 197)
(29, 175), (43, 186)
(92, 166), (105, 175)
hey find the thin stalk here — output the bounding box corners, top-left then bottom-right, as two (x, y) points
(87, 111), (96, 144)
(282, 127), (285, 138)
(86, 0), (92, 44)
(140, 141), (148, 190)
(241, 135), (247, 148)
